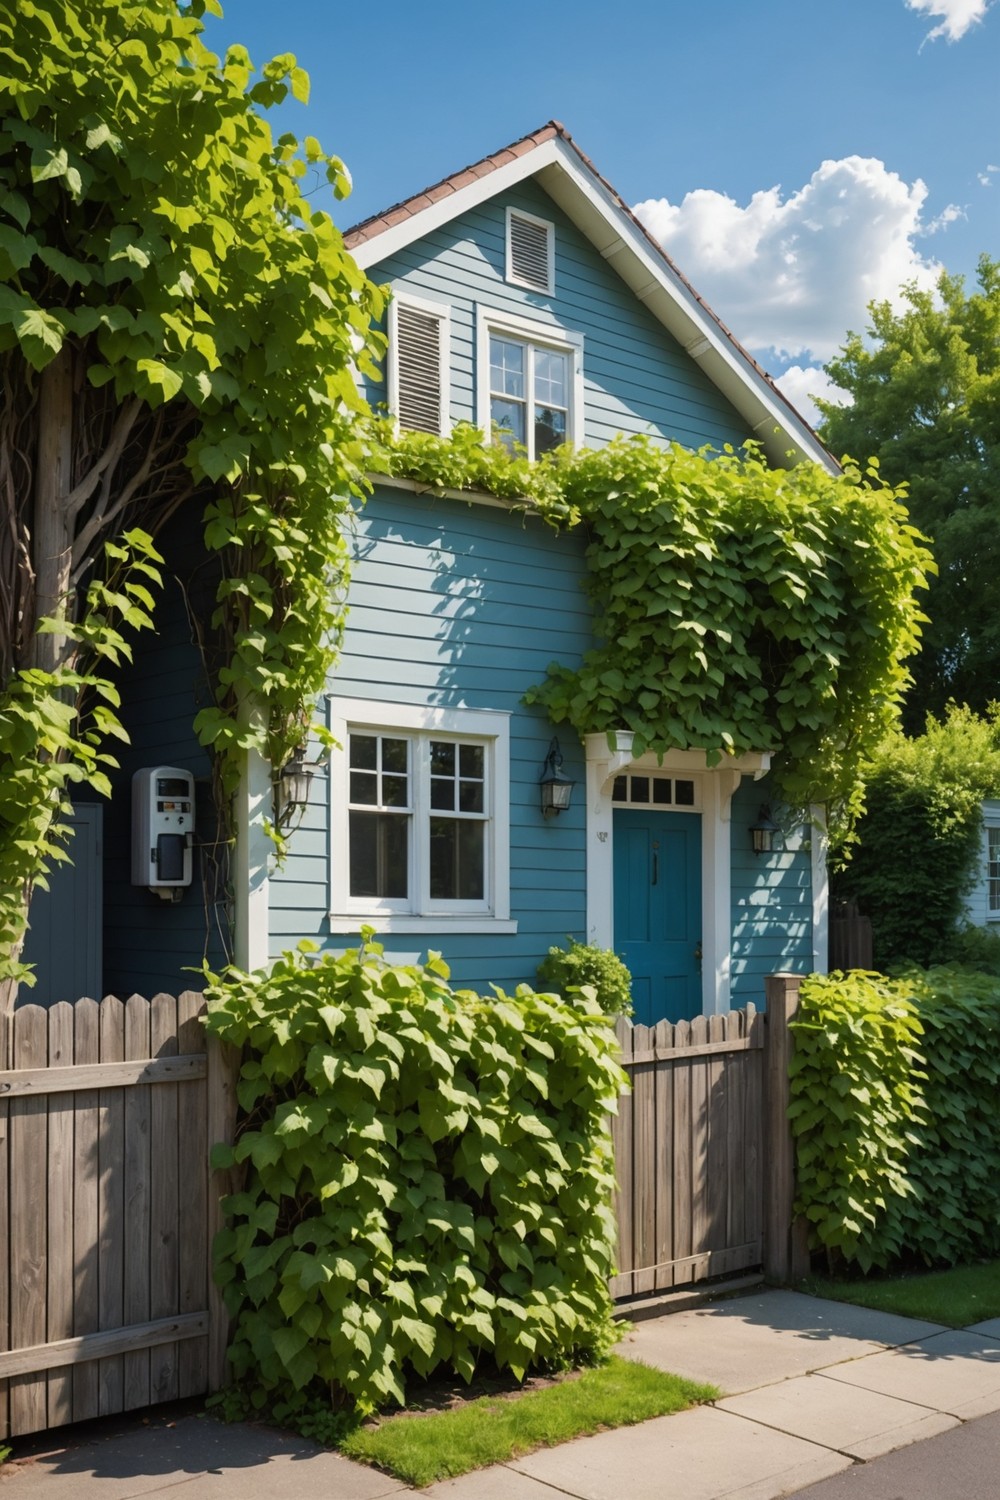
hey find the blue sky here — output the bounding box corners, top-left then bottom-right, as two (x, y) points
(203, 0), (999, 419)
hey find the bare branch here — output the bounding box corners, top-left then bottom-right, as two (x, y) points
(64, 396), (142, 522)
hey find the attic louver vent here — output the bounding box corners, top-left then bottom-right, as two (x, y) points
(508, 211), (553, 294)
(395, 303), (445, 434)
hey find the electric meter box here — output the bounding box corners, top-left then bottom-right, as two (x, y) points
(131, 766), (195, 891)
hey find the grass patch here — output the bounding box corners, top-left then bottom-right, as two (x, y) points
(340, 1355), (718, 1487)
(802, 1259), (1000, 1327)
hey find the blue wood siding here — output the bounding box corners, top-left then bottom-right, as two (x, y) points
(269, 485), (591, 991)
(364, 179), (748, 454)
(102, 511), (225, 999)
(730, 777), (815, 1008)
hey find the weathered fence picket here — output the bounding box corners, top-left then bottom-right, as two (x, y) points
(0, 994), (239, 1442)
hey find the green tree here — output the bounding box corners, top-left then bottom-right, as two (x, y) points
(0, 0), (383, 996)
(818, 257), (1000, 727)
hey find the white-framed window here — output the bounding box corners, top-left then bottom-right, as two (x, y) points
(476, 308), (582, 460)
(387, 291), (450, 436)
(328, 698), (514, 934)
(505, 207), (555, 295)
(988, 825), (1000, 917)
(611, 773), (700, 811)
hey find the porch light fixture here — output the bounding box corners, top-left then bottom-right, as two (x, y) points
(750, 805), (779, 855)
(277, 749), (317, 828)
(540, 738), (574, 818)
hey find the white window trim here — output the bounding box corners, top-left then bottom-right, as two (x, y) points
(328, 697), (514, 934)
(505, 206), (555, 295)
(476, 306), (584, 457)
(987, 821), (1000, 919)
(387, 289), (451, 437)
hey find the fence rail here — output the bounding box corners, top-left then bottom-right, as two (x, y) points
(0, 993), (239, 1442)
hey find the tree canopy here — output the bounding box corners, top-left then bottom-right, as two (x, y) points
(0, 0), (383, 989)
(818, 257), (1000, 728)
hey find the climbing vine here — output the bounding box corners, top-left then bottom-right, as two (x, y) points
(370, 421), (933, 838)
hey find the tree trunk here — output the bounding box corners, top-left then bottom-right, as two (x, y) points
(31, 347), (74, 673)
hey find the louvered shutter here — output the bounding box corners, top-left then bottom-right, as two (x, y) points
(394, 302), (445, 434)
(508, 212), (553, 293)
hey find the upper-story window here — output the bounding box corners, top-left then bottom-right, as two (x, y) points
(477, 309), (582, 460)
(988, 825), (1000, 916)
(387, 292), (450, 436)
(505, 208), (555, 295)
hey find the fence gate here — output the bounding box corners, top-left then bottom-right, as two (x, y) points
(611, 1006), (766, 1299)
(0, 994), (238, 1442)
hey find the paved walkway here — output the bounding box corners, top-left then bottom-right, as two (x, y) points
(3, 1290), (1000, 1499)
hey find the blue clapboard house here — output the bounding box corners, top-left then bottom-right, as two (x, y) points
(25, 123), (833, 1022)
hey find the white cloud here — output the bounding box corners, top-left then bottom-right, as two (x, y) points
(634, 156), (944, 366)
(775, 366), (852, 429)
(979, 164), (1000, 186)
(923, 202), (965, 233)
(905, 0), (994, 42)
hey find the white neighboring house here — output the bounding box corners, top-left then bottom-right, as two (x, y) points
(966, 799), (1000, 928)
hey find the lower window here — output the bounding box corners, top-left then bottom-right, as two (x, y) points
(329, 699), (512, 929)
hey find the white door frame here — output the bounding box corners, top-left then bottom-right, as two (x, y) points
(584, 733), (771, 1016)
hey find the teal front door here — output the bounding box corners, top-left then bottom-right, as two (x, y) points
(613, 809), (702, 1025)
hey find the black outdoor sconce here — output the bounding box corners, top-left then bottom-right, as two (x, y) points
(278, 748), (317, 828)
(540, 738), (575, 818)
(750, 804), (779, 855)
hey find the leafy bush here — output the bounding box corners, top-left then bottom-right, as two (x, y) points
(788, 971), (926, 1272)
(790, 965), (1000, 1272)
(941, 924), (1000, 976)
(536, 941), (633, 1018)
(833, 705), (1000, 968)
(204, 938), (625, 1418)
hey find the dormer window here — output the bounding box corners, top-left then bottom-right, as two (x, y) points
(387, 292), (450, 435)
(506, 208), (554, 295)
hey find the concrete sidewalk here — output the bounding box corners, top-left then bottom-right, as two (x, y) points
(4, 1289), (1000, 1499)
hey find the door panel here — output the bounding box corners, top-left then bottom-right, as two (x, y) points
(613, 809), (701, 1025)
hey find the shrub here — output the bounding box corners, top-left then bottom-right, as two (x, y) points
(204, 938), (626, 1418)
(790, 965), (1000, 1272)
(536, 941), (633, 1018)
(833, 705), (1000, 968)
(788, 971), (926, 1272)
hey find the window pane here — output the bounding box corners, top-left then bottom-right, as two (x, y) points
(630, 776), (649, 804)
(382, 737), (408, 773)
(491, 397), (526, 449)
(430, 741), (455, 776)
(534, 405), (566, 455)
(382, 774), (409, 808)
(460, 744), (483, 778)
(459, 779), (484, 813)
(430, 817), (484, 901)
(349, 811), (408, 899)
(350, 734), (377, 770)
(489, 336), (524, 397)
(612, 775), (627, 802)
(349, 770), (378, 806)
(430, 777), (454, 810)
(675, 780), (695, 806)
(533, 348), (567, 405)
(653, 779), (672, 805)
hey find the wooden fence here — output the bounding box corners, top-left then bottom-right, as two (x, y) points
(0, 994), (239, 1442)
(829, 902), (874, 971)
(611, 975), (806, 1301)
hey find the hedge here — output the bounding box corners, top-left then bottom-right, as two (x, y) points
(790, 967), (1000, 1272)
(204, 938), (626, 1420)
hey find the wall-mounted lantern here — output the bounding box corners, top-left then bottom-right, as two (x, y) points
(540, 738), (574, 818)
(278, 748), (317, 828)
(750, 804), (779, 855)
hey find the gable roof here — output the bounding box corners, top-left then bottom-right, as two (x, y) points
(345, 122), (837, 474)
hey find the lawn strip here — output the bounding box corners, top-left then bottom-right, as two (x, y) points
(801, 1259), (1000, 1327)
(340, 1354), (718, 1487)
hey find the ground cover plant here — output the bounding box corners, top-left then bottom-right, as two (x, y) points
(339, 1356), (718, 1487)
(205, 938), (627, 1425)
(802, 1260), (1000, 1328)
(790, 967), (1000, 1273)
